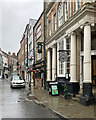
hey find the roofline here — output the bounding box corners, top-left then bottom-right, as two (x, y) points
(33, 11), (44, 29)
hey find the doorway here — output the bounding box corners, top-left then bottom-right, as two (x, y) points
(92, 56), (96, 85)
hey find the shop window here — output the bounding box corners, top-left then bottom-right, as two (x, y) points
(35, 73), (41, 79)
(58, 39), (64, 75)
(58, 2), (63, 27)
(91, 34), (96, 50)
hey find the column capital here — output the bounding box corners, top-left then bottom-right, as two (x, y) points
(71, 31), (76, 35)
(80, 22), (94, 29)
(52, 44), (57, 48)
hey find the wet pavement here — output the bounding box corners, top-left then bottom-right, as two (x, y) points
(30, 85), (96, 119)
(0, 78), (63, 119)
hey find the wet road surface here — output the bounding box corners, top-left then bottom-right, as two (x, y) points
(0, 78), (61, 119)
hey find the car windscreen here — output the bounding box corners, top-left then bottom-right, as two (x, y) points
(13, 76), (20, 80)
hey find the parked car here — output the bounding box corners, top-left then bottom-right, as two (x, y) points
(10, 75), (25, 88)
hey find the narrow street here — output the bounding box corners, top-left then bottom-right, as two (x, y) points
(0, 78), (62, 119)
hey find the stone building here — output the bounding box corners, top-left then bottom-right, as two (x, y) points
(44, 1), (96, 104)
(33, 12), (46, 89)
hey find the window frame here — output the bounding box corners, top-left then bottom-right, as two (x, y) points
(54, 13), (57, 31)
(48, 20), (51, 36)
(36, 24), (41, 40)
(58, 2), (63, 27)
(64, 0), (68, 22)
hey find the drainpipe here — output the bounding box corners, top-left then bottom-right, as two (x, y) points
(33, 27), (35, 86)
(44, 10), (46, 89)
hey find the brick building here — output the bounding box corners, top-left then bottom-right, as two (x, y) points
(33, 12), (46, 89)
(19, 24), (29, 80)
(8, 52), (17, 74)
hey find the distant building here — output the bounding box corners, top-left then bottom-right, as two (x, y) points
(27, 19), (37, 84)
(8, 52), (17, 74)
(0, 48), (3, 78)
(19, 24), (29, 80)
(2, 51), (8, 78)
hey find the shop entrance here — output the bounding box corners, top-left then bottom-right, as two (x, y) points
(92, 56), (96, 85)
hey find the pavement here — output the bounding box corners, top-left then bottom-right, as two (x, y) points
(28, 84), (96, 119)
(0, 78), (64, 119)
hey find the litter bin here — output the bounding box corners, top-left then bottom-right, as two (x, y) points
(49, 82), (59, 96)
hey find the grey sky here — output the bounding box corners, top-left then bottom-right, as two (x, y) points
(0, 0), (43, 54)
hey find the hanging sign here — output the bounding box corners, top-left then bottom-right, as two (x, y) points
(59, 51), (68, 62)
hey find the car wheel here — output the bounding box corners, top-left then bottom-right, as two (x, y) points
(10, 85), (13, 88)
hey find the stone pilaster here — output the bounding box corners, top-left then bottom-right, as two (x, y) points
(67, 32), (79, 95)
(80, 24), (94, 105)
(64, 37), (67, 77)
(47, 49), (51, 81)
(52, 45), (56, 81)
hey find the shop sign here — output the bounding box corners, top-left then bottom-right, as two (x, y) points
(51, 85), (58, 95)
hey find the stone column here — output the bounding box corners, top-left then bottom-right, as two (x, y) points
(80, 24), (94, 105)
(47, 49), (51, 81)
(70, 32), (77, 82)
(64, 37), (67, 77)
(77, 34), (81, 83)
(52, 45), (56, 81)
(67, 32), (79, 95)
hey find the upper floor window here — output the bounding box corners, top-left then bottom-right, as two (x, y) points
(76, 0), (80, 11)
(64, 0), (68, 21)
(58, 2), (63, 27)
(54, 13), (57, 31)
(36, 25), (41, 39)
(48, 20), (51, 36)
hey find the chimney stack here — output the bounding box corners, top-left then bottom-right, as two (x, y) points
(12, 53), (15, 56)
(8, 52), (11, 55)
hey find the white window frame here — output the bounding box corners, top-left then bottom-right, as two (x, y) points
(58, 2), (63, 27)
(76, 0), (80, 11)
(36, 25), (41, 39)
(64, 0), (68, 22)
(57, 37), (65, 77)
(48, 20), (51, 36)
(54, 13), (57, 31)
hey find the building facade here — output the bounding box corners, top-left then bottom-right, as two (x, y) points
(33, 12), (46, 89)
(44, 1), (96, 104)
(27, 19), (37, 84)
(0, 48), (3, 78)
(19, 24), (29, 80)
(8, 52), (17, 74)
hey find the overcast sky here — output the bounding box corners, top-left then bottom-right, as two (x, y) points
(0, 0), (43, 54)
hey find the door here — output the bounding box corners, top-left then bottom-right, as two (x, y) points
(92, 56), (96, 85)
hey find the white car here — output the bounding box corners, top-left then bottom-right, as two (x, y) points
(10, 75), (25, 88)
